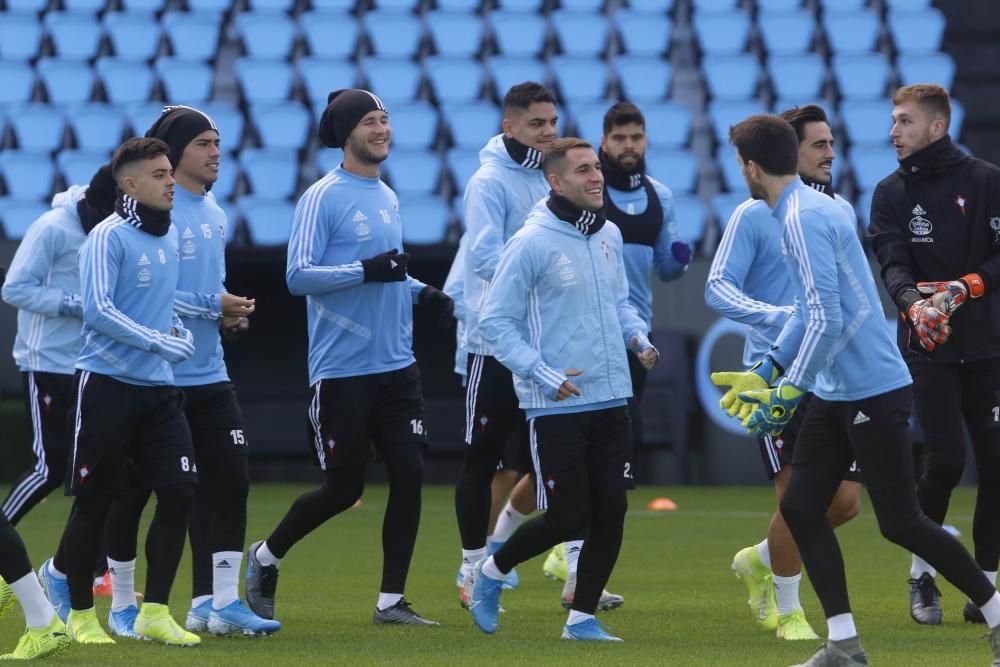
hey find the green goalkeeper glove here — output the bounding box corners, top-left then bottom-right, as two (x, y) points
(739, 377), (805, 435)
(710, 355), (782, 423)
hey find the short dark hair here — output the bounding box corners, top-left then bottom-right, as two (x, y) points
(602, 102), (645, 135)
(893, 83), (951, 127)
(779, 104), (830, 143)
(542, 137), (593, 177)
(728, 115), (799, 177)
(503, 82), (557, 115)
(111, 137), (170, 182)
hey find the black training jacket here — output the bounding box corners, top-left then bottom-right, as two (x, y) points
(868, 135), (1000, 362)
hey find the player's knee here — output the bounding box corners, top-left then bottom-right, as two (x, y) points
(154, 482), (195, 519)
(778, 495), (822, 535)
(545, 503), (590, 540)
(826, 492), (860, 527)
(321, 470), (365, 507)
(923, 451), (965, 489)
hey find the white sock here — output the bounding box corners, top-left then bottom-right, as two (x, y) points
(377, 593), (402, 611)
(985, 570), (998, 587)
(9, 572), (55, 628)
(191, 594), (211, 609)
(565, 540), (584, 576)
(212, 551), (242, 610)
(910, 554), (935, 579)
(255, 541), (281, 568)
(773, 573), (802, 614)
(981, 592), (1000, 628)
(491, 502), (528, 543)
(482, 556), (508, 581)
(46, 561), (65, 580)
(756, 539), (772, 570)
(566, 610), (593, 625)
(827, 613), (858, 641)
(461, 547), (488, 578)
(107, 558), (136, 613)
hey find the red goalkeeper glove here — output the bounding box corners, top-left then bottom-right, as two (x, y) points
(916, 272), (985, 318)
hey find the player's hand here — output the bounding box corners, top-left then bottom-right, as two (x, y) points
(711, 356), (780, 421)
(418, 285), (455, 329)
(361, 248), (409, 283)
(221, 293), (255, 318)
(157, 326), (195, 364)
(739, 378), (804, 435)
(631, 336), (659, 370)
(556, 369), (582, 401)
(917, 273), (985, 319)
(907, 299), (951, 352)
(220, 315), (249, 341)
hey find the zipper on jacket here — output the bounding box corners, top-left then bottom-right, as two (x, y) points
(587, 237), (615, 396)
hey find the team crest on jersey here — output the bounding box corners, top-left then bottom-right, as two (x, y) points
(355, 220), (371, 241)
(909, 204), (933, 242)
(181, 240), (197, 258)
(955, 195), (967, 216)
(137, 268), (152, 286)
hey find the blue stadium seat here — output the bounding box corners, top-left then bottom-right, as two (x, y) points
(157, 57), (215, 103)
(850, 145), (898, 190)
(691, 0), (737, 9)
(124, 102), (165, 135)
(951, 98), (965, 139)
(240, 148), (299, 199)
(236, 12), (297, 60)
(202, 101), (246, 149)
(832, 53), (890, 100)
(885, 0), (931, 10)
(897, 53), (956, 89)
(121, 0), (168, 12)
(693, 11), (750, 55)
(300, 11), (358, 59)
(0, 198), (49, 240)
(488, 11), (548, 57)
(249, 0), (296, 11)
(185, 0), (231, 13)
(708, 99), (766, 142)
(768, 53), (825, 101)
(399, 194), (449, 245)
(702, 55), (760, 101)
(756, 0), (802, 11)
(672, 194), (707, 246)
(568, 102), (610, 148)
(486, 56), (548, 99)
(384, 150), (442, 196)
(239, 196), (295, 245)
(550, 56), (609, 104)
(644, 102), (692, 149)
(645, 149), (697, 193)
(616, 56), (672, 102)
(5, 0), (49, 12)
(104, 12), (163, 61)
(442, 100), (500, 148)
(446, 148), (480, 194)
(818, 0), (867, 12)
(0, 151), (55, 200)
(250, 102), (311, 150)
(209, 153), (238, 199)
(97, 58), (155, 105)
(63, 0), (107, 14)
(373, 0), (421, 9)
(234, 58), (293, 104)
(311, 0), (356, 10)
(0, 62), (36, 107)
(716, 145), (747, 193)
(8, 103), (66, 153)
(758, 11), (815, 56)
(299, 58), (357, 109)
(436, 0), (479, 9)
(361, 57), (423, 105)
(68, 104), (126, 151)
(840, 99), (893, 146)
(888, 9), (945, 53)
(43, 12), (102, 61)
(614, 9), (671, 57)
(551, 10), (610, 58)
(314, 147), (344, 174)
(163, 12), (223, 62)
(713, 191), (749, 229)
(363, 11), (424, 59)
(0, 13), (43, 61)
(37, 59), (94, 106)
(57, 149), (109, 187)
(495, 0), (544, 9)
(822, 11), (881, 54)
(425, 57), (485, 104)
(425, 11), (484, 58)
(628, 0), (676, 11)
(388, 101), (438, 150)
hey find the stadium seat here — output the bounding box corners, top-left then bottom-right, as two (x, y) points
(123, 102), (165, 135)
(234, 58), (293, 104)
(495, 0), (544, 9)
(550, 56), (609, 104)
(756, 0), (802, 12)
(888, 8), (945, 53)
(210, 153), (239, 199)
(388, 101), (438, 150)
(488, 11), (548, 57)
(645, 149), (698, 193)
(398, 194), (449, 245)
(360, 57), (423, 105)
(300, 11), (359, 59)
(758, 10), (815, 56)
(9, 105), (66, 152)
(68, 104), (126, 151)
(236, 11), (297, 60)
(822, 11), (881, 54)
(767, 53), (825, 101)
(818, 0), (867, 12)
(157, 57), (215, 103)
(104, 12), (163, 61)
(628, 0), (676, 11)
(43, 12), (102, 61)
(202, 101), (246, 149)
(702, 55), (760, 101)
(0, 198), (49, 241)
(163, 12), (223, 62)
(442, 100), (500, 148)
(239, 196), (295, 245)
(37, 59), (94, 106)
(850, 145), (899, 190)
(185, 0), (231, 14)
(64, 0), (108, 13)
(249, 0), (297, 11)
(693, 11), (750, 55)
(314, 147), (344, 174)
(0, 13), (43, 61)
(362, 11), (424, 59)
(299, 58), (357, 109)
(57, 149), (109, 187)
(951, 98), (965, 140)
(384, 150), (442, 196)
(4, 0), (49, 12)
(897, 53), (956, 89)
(832, 53), (890, 100)
(446, 148), (480, 193)
(616, 56), (672, 102)
(840, 99), (893, 146)
(716, 145), (747, 192)
(487, 56), (548, 100)
(551, 10), (610, 58)
(436, 0), (479, 9)
(425, 57), (485, 104)
(0, 62), (36, 107)
(373, 0), (421, 9)
(120, 0), (168, 12)
(425, 11), (484, 58)
(708, 99), (766, 143)
(713, 191), (749, 229)
(0, 151), (56, 200)
(614, 9), (671, 57)
(672, 194), (707, 246)
(311, 0), (357, 9)
(644, 102), (692, 149)
(885, 0), (932, 10)
(96, 58), (156, 105)
(568, 102), (610, 148)
(691, 0), (737, 9)
(241, 149), (299, 200)
(249, 102), (311, 150)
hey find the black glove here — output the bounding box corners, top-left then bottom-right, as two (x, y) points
(220, 316), (249, 341)
(361, 249), (409, 283)
(419, 285), (455, 329)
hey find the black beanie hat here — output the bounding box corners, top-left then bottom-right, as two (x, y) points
(144, 105), (219, 171)
(318, 89), (388, 149)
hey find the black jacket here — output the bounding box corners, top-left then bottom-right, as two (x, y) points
(868, 135), (1000, 362)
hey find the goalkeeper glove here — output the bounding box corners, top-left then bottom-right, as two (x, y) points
(739, 377), (804, 435)
(711, 355), (782, 422)
(907, 299), (951, 352)
(916, 272), (985, 318)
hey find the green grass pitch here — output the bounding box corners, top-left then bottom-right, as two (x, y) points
(0, 484), (990, 665)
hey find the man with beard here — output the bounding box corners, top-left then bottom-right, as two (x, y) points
(706, 105), (862, 640)
(868, 84), (1000, 626)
